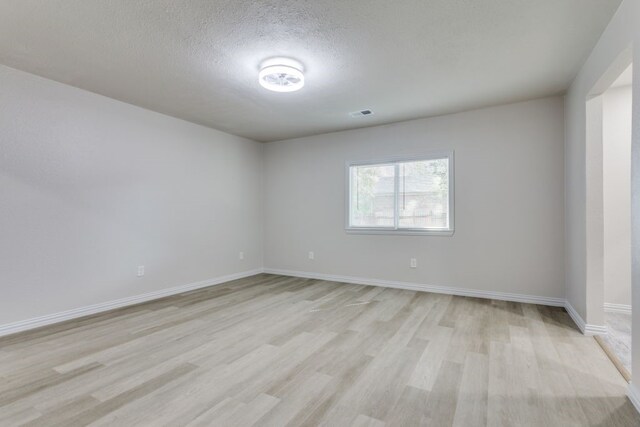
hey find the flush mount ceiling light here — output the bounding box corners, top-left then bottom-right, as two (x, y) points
(258, 58), (304, 93)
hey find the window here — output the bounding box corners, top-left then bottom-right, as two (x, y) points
(346, 152), (454, 235)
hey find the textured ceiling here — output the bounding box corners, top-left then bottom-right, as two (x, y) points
(0, 0), (622, 142)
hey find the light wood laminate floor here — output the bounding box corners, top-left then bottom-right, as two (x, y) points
(0, 274), (638, 426)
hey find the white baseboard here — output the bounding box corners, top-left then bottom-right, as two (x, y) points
(0, 267), (606, 339)
(564, 300), (607, 335)
(604, 302), (632, 314)
(629, 383), (640, 415)
(263, 268), (565, 307)
(0, 268), (264, 338)
(264, 269), (611, 336)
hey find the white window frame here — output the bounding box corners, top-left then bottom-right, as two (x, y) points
(345, 151), (454, 236)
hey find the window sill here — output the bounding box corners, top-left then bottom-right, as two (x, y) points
(345, 228), (455, 236)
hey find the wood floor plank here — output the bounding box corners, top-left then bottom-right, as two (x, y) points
(452, 351), (489, 427)
(0, 273), (638, 426)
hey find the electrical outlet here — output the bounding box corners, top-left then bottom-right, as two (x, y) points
(308, 251), (315, 260)
(239, 251), (244, 260)
(410, 258), (417, 268)
(137, 265), (145, 277)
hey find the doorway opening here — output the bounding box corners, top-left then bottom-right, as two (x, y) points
(586, 57), (633, 381)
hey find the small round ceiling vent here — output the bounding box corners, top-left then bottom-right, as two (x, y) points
(259, 58), (304, 93)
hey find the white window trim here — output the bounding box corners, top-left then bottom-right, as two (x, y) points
(345, 151), (455, 236)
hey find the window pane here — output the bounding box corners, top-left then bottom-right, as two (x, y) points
(350, 164), (395, 227)
(398, 159), (449, 229)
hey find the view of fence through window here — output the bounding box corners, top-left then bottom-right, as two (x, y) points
(349, 157), (450, 230)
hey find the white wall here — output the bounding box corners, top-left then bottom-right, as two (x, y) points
(264, 97), (565, 299)
(563, 0), (640, 398)
(603, 85), (632, 307)
(0, 65), (263, 326)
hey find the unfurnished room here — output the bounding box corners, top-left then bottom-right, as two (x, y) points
(1, 1), (640, 426)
